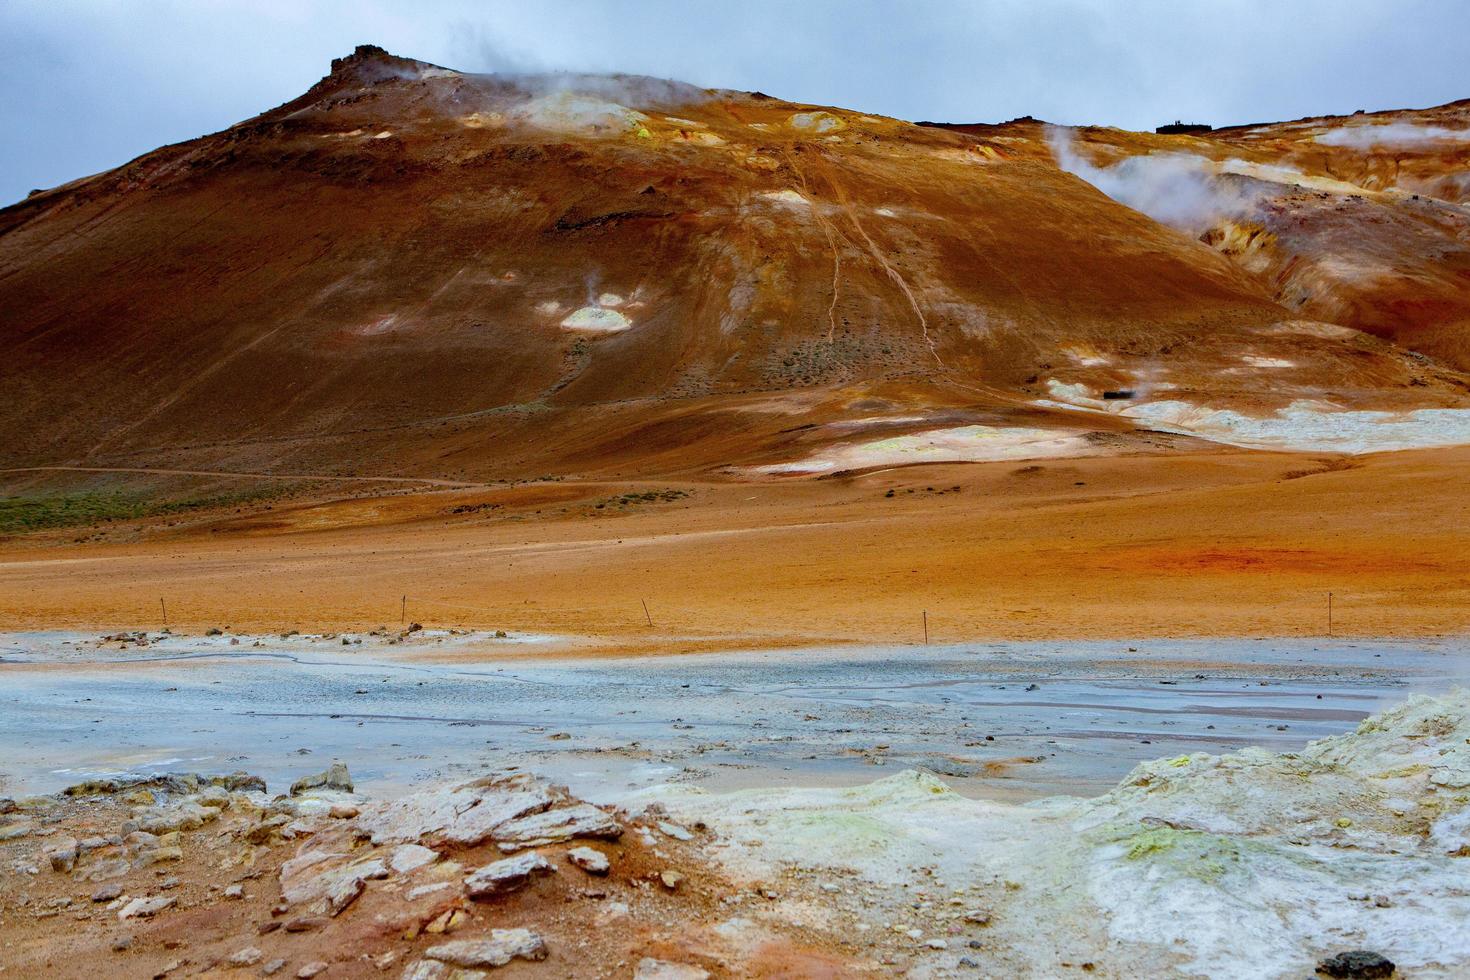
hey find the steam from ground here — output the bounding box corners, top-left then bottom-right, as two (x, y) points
(1314, 121), (1470, 148)
(1046, 126), (1261, 233)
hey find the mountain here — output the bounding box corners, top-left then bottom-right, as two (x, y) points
(4, 45), (1469, 490)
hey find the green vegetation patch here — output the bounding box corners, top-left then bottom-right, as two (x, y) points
(0, 485), (290, 534)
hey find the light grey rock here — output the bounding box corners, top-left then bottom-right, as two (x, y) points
(389, 843), (440, 874)
(91, 883), (123, 903)
(656, 821), (694, 841)
(465, 852), (554, 898)
(492, 803), (622, 851)
(325, 873), (365, 916)
(424, 930), (548, 968)
(0, 820), (32, 841)
(290, 760), (353, 796)
(262, 959), (287, 976)
(280, 852), (385, 916)
(228, 947), (263, 966)
(634, 959), (711, 980)
(117, 895), (175, 920)
(357, 773), (556, 847)
(566, 846), (610, 875)
(131, 801), (219, 834)
(81, 857), (131, 882)
(296, 962), (329, 978)
(45, 836), (79, 872)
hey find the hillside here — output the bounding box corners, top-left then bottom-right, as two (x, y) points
(5, 45), (1469, 497)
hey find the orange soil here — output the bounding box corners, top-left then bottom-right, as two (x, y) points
(2, 448), (1466, 653)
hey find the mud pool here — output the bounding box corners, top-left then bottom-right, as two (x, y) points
(1, 632), (1464, 803)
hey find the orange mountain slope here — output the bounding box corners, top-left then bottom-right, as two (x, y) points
(6, 45), (1469, 490)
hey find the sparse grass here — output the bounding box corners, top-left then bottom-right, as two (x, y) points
(0, 486), (290, 535)
(591, 489), (691, 511)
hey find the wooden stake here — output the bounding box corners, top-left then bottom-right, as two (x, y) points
(160, 598), (167, 628)
(923, 610), (928, 645)
(642, 599), (653, 627)
(401, 594), (406, 625)
(1328, 591), (1333, 637)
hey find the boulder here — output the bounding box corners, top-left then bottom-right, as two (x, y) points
(357, 773), (556, 846)
(424, 930), (548, 968)
(280, 852), (386, 915)
(1317, 950), (1395, 979)
(44, 836), (79, 872)
(465, 852), (554, 898)
(290, 760), (353, 796)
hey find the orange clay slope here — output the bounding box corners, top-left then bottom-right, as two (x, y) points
(0, 448), (1468, 648)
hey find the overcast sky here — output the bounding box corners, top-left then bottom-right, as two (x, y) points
(2, 0), (1466, 206)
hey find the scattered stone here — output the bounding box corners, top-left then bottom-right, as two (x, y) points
(118, 895), (176, 920)
(135, 845), (184, 867)
(465, 851), (555, 898)
(1317, 950), (1395, 979)
(92, 883), (124, 903)
(111, 935), (134, 952)
(83, 857), (132, 882)
(658, 869), (686, 891)
(224, 883), (245, 900)
(424, 931), (548, 968)
(633, 958), (711, 980)
(566, 846), (610, 875)
(284, 916), (328, 933)
(229, 947), (264, 967)
(325, 874), (365, 916)
(290, 760), (353, 796)
(329, 802), (360, 819)
(963, 908), (992, 926)
(262, 959), (286, 976)
(296, 963), (329, 979)
(245, 814), (291, 843)
(45, 837), (79, 872)
(424, 908), (469, 934)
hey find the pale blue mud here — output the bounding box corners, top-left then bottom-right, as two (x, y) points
(1, 630), (1465, 802)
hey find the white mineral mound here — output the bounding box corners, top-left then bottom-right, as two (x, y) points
(644, 691), (1470, 978)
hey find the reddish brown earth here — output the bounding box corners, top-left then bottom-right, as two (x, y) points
(2, 45), (1469, 644)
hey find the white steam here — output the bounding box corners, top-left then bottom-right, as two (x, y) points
(1315, 122), (1470, 149)
(1046, 126), (1261, 233)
